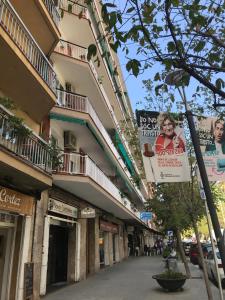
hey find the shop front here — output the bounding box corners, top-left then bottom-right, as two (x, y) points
(99, 220), (119, 267)
(0, 185), (34, 300)
(40, 197), (79, 296)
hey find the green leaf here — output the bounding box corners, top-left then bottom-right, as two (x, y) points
(194, 41), (205, 52)
(117, 13), (122, 24)
(87, 44), (97, 61)
(154, 72), (161, 81)
(126, 7), (135, 13)
(171, 0), (179, 6)
(167, 41), (176, 52)
(104, 3), (117, 8)
(215, 78), (225, 90)
(126, 59), (141, 77)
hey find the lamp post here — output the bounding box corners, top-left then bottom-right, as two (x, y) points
(165, 70), (225, 275)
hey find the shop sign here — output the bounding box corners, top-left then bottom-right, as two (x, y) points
(0, 186), (33, 216)
(80, 207), (95, 218)
(48, 198), (78, 218)
(100, 220), (118, 234)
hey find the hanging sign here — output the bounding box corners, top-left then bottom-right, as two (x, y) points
(80, 207), (96, 218)
(136, 110), (190, 182)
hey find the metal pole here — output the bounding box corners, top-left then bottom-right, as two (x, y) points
(205, 200), (224, 300)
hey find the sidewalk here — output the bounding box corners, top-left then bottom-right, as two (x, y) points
(43, 256), (224, 300)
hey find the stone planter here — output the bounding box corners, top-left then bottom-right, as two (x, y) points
(152, 275), (187, 292)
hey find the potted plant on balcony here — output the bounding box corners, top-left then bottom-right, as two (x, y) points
(68, 3), (73, 13)
(152, 269), (187, 292)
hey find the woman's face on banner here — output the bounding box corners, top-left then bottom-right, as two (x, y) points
(162, 118), (175, 137)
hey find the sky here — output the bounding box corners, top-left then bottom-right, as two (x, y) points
(118, 48), (147, 112)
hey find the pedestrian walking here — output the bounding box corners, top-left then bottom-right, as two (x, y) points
(135, 244), (139, 256)
(144, 244), (148, 256)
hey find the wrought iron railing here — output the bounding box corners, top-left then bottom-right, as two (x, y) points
(0, 0), (57, 94)
(43, 0), (61, 26)
(57, 152), (141, 218)
(60, 0), (87, 18)
(0, 108), (52, 173)
(55, 89), (145, 202)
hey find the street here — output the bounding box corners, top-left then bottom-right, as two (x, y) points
(43, 256), (224, 300)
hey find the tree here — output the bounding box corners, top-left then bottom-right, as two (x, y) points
(148, 175), (213, 299)
(87, 0), (225, 107)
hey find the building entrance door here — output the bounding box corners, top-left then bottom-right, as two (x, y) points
(0, 227), (13, 300)
(47, 225), (69, 286)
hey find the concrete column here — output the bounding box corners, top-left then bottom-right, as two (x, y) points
(39, 216), (50, 296)
(119, 226), (125, 260)
(108, 232), (114, 266)
(115, 234), (120, 263)
(104, 232), (110, 266)
(67, 223), (77, 282)
(15, 216), (32, 300)
(124, 231), (128, 259)
(32, 190), (48, 300)
(94, 217), (100, 272)
(77, 219), (87, 281)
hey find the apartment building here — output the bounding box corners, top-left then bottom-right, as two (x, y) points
(0, 1), (157, 299)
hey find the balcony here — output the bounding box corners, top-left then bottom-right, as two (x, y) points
(60, 0), (87, 19)
(54, 152), (142, 221)
(9, 0), (60, 54)
(0, 0), (57, 122)
(43, 0), (60, 26)
(0, 107), (52, 194)
(53, 89), (145, 203)
(52, 41), (145, 201)
(0, 107), (52, 173)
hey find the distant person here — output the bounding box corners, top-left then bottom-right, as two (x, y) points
(144, 244), (148, 256)
(205, 119), (225, 154)
(154, 113), (185, 154)
(135, 244), (140, 256)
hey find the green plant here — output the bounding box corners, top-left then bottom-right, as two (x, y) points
(162, 247), (171, 259)
(157, 270), (186, 280)
(48, 138), (63, 170)
(7, 115), (31, 139)
(0, 97), (16, 110)
(0, 97), (31, 140)
(68, 3), (72, 12)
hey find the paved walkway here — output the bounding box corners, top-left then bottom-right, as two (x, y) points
(43, 256), (224, 300)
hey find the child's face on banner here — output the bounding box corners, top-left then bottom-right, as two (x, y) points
(214, 121), (225, 143)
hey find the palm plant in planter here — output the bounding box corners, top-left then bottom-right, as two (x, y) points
(152, 270), (187, 292)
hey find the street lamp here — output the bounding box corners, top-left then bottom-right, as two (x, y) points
(165, 70), (225, 275)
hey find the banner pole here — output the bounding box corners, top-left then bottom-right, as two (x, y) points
(181, 90), (225, 274)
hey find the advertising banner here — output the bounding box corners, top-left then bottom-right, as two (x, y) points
(198, 117), (225, 181)
(136, 110), (190, 182)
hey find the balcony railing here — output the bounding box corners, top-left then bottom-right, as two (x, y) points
(55, 39), (87, 61)
(57, 152), (140, 218)
(56, 89), (145, 202)
(43, 0), (60, 26)
(54, 41), (144, 201)
(60, 0), (87, 18)
(0, 108), (52, 173)
(0, 0), (57, 94)
(56, 90), (128, 172)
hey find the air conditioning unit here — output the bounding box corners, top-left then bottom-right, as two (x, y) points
(64, 131), (77, 150)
